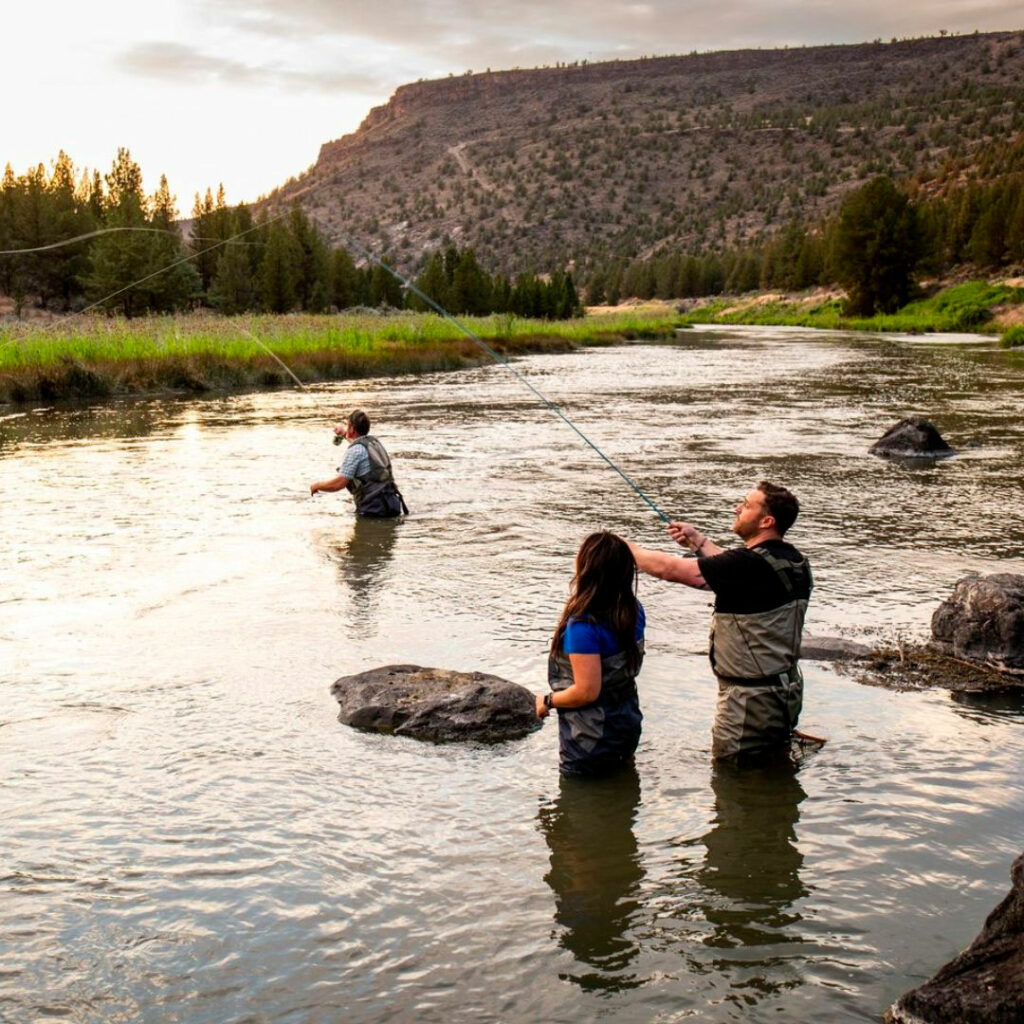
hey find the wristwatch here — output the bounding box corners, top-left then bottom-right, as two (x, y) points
(543, 692), (556, 711)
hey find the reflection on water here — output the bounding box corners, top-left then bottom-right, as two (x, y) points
(317, 517), (401, 625)
(538, 767), (644, 992)
(699, 760), (807, 951)
(1, 328), (1022, 1021)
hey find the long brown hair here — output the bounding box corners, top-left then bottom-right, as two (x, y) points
(551, 531), (641, 672)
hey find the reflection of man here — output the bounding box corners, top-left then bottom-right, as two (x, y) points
(537, 767), (644, 987)
(699, 760), (807, 947)
(310, 409), (408, 518)
(628, 482), (812, 760)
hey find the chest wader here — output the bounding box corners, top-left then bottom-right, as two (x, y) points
(345, 435), (409, 518)
(548, 639), (644, 776)
(708, 548), (813, 760)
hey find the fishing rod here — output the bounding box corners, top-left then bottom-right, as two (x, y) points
(310, 223), (672, 523)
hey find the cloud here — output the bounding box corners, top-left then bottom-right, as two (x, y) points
(199, 0), (1023, 67)
(116, 41), (389, 94)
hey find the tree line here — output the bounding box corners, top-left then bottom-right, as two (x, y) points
(585, 159), (1024, 315)
(0, 149), (582, 319)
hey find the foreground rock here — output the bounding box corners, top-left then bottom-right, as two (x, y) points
(931, 574), (1024, 674)
(331, 664), (540, 742)
(870, 417), (955, 458)
(886, 852), (1024, 1024)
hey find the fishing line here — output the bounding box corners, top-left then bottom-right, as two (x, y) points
(311, 221), (672, 523)
(0, 226), (181, 255)
(2, 199), (670, 521)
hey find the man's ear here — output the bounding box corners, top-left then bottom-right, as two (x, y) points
(760, 512), (776, 531)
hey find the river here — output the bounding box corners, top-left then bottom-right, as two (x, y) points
(1, 325), (1022, 1021)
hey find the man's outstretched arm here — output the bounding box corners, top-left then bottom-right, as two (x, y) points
(627, 541), (708, 589)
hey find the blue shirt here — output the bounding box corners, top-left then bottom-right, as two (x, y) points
(563, 604), (646, 657)
(339, 442), (371, 480)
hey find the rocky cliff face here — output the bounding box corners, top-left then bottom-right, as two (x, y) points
(263, 31), (1024, 274)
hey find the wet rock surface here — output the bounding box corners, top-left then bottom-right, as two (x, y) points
(331, 664), (540, 742)
(869, 417), (955, 458)
(886, 852), (1024, 1024)
(931, 574), (1024, 674)
(801, 635), (873, 661)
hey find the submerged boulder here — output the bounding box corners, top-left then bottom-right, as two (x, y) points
(870, 417), (955, 458)
(331, 664), (540, 743)
(886, 852), (1024, 1024)
(931, 574), (1024, 675)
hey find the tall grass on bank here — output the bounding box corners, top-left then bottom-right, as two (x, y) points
(1001, 325), (1024, 348)
(679, 282), (1024, 334)
(0, 310), (686, 404)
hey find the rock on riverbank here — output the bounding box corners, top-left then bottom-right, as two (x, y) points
(886, 852), (1024, 1023)
(331, 664), (540, 742)
(931, 574), (1024, 675)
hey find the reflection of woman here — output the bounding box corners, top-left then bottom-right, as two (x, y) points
(538, 767), (644, 984)
(536, 532), (645, 777)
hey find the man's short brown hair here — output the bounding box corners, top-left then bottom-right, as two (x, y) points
(347, 410), (371, 435)
(758, 481), (799, 535)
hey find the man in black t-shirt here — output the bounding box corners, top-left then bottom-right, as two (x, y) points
(627, 481), (813, 760)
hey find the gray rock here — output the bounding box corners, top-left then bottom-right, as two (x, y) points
(931, 574), (1024, 674)
(801, 635), (874, 661)
(870, 417), (955, 458)
(886, 852), (1024, 1024)
(331, 664), (541, 743)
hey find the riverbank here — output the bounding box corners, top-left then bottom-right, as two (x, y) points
(671, 280), (1024, 335)
(0, 310), (684, 405)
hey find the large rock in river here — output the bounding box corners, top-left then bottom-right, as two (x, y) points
(331, 664), (540, 742)
(931, 574), (1024, 674)
(886, 852), (1024, 1024)
(870, 417), (954, 458)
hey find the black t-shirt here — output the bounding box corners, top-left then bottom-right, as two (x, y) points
(697, 540), (810, 615)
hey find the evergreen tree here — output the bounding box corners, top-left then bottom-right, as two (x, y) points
(86, 148), (152, 316)
(143, 175), (200, 312)
(260, 219), (299, 313)
(209, 240), (256, 314)
(833, 175), (921, 315)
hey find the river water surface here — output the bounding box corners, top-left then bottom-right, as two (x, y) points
(2, 325), (1023, 1021)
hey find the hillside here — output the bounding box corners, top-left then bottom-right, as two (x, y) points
(264, 31), (1024, 275)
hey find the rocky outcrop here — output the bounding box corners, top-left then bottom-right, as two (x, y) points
(870, 417), (955, 458)
(801, 635), (873, 661)
(886, 853), (1024, 1024)
(331, 664), (540, 742)
(931, 574), (1024, 674)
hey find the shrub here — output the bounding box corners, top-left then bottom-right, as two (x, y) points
(1000, 325), (1024, 347)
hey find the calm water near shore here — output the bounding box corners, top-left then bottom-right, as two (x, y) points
(1, 325), (1022, 1021)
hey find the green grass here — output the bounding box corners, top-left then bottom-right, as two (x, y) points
(1000, 325), (1024, 348)
(0, 309), (688, 404)
(678, 281), (1024, 334)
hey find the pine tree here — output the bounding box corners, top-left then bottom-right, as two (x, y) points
(143, 175), (200, 312)
(833, 175), (921, 315)
(86, 148), (152, 316)
(260, 219), (299, 313)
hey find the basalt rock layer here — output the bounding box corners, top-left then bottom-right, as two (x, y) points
(331, 664), (540, 742)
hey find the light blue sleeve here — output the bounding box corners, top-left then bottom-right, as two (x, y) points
(339, 444), (366, 478)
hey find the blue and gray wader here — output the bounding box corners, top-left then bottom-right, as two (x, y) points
(548, 641), (644, 777)
(709, 547), (812, 760)
(345, 435), (409, 518)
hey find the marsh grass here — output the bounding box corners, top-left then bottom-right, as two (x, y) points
(0, 310), (686, 404)
(1001, 325), (1024, 348)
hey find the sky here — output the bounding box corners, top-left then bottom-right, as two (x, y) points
(6, 1), (1021, 211)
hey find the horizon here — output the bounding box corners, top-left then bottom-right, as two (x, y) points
(6, 5), (1023, 210)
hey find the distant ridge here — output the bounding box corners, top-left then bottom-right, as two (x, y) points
(264, 30), (1024, 273)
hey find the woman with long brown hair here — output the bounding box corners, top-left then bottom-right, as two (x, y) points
(536, 531), (645, 776)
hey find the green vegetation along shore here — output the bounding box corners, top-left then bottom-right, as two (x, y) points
(673, 281), (1024, 336)
(3, 280), (1021, 406)
(0, 310), (683, 405)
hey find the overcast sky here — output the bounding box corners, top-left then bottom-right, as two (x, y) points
(6, 2), (1021, 209)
